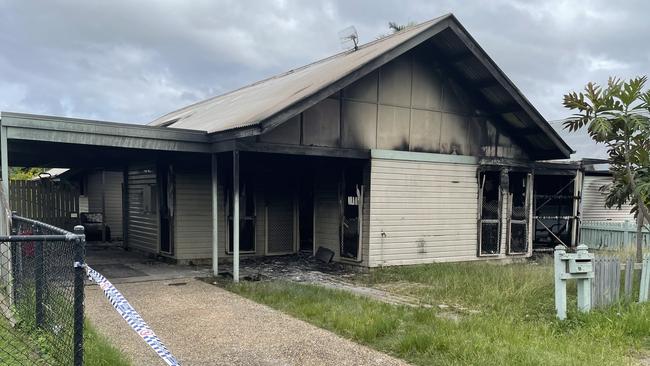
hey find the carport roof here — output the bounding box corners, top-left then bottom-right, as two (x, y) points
(0, 111), (211, 167)
(149, 13), (572, 159)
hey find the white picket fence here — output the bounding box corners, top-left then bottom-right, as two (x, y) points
(590, 255), (650, 308)
(580, 220), (650, 250)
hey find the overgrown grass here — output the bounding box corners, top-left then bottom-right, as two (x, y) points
(85, 322), (131, 366)
(0, 314), (129, 365)
(224, 258), (650, 365)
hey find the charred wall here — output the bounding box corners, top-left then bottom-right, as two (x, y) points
(259, 45), (527, 160)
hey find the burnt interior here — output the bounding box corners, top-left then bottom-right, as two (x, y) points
(479, 170), (501, 255)
(508, 171), (528, 254)
(533, 174), (574, 249)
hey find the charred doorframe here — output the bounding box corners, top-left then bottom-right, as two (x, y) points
(531, 166), (582, 249)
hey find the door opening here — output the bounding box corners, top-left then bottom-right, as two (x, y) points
(298, 172), (314, 252)
(158, 164), (174, 255)
(340, 166), (363, 260)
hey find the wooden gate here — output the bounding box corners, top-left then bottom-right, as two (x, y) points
(8, 180), (80, 230)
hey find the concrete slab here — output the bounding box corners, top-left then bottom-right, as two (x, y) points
(85, 247), (211, 284)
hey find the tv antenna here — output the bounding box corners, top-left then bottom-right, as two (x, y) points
(338, 26), (359, 51)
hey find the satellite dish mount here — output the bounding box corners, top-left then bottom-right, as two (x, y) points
(338, 26), (359, 51)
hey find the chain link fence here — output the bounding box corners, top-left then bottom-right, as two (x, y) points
(0, 214), (85, 365)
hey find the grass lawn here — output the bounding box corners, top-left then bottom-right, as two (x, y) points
(0, 315), (130, 365)
(224, 258), (650, 365)
(85, 322), (131, 366)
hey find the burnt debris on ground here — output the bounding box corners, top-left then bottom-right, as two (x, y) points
(218, 251), (355, 283)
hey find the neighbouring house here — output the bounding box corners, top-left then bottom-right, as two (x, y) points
(0, 14), (579, 276)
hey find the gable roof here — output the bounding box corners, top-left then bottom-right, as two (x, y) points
(149, 14), (572, 159)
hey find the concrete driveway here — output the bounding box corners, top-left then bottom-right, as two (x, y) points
(85, 278), (408, 366)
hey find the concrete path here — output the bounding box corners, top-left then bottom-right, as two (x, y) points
(85, 278), (408, 366)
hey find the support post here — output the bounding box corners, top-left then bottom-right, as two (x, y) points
(122, 166), (129, 249)
(73, 225), (85, 366)
(575, 244), (592, 313)
(1, 124), (8, 195)
(211, 154), (219, 276)
(34, 240), (44, 327)
(554, 245), (567, 320)
(232, 150), (240, 283)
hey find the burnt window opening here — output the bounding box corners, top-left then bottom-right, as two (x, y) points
(479, 171), (501, 255)
(508, 171), (529, 254)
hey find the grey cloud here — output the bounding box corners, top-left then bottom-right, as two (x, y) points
(0, 0), (648, 158)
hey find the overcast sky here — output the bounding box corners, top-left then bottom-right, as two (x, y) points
(1, 0), (647, 158)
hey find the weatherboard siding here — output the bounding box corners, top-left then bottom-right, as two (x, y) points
(173, 170), (223, 260)
(368, 158), (480, 266)
(102, 171), (124, 239)
(582, 175), (635, 222)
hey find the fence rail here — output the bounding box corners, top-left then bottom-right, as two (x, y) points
(0, 214), (85, 365)
(580, 220), (650, 250)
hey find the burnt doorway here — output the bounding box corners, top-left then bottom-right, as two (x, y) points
(478, 170), (501, 255)
(298, 171), (314, 252)
(266, 179), (295, 255)
(340, 165), (363, 261)
(533, 174), (576, 249)
(158, 164), (174, 255)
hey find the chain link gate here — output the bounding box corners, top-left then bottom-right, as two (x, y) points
(0, 214), (85, 365)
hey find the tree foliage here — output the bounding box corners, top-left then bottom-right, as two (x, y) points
(10, 167), (44, 180)
(563, 76), (650, 223)
(377, 21), (417, 39)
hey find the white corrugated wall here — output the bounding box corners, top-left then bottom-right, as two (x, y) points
(581, 175), (635, 222)
(127, 164), (159, 253)
(368, 158), (480, 266)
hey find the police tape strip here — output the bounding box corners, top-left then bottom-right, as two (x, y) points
(85, 265), (181, 366)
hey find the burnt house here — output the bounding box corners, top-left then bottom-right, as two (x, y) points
(0, 14), (573, 278)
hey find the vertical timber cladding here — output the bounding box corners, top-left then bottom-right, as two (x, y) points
(368, 154), (480, 266)
(126, 163), (159, 254)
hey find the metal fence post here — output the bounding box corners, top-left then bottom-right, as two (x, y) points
(73, 225), (85, 366)
(35, 240), (44, 327)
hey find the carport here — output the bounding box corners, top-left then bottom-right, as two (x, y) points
(0, 112), (215, 263)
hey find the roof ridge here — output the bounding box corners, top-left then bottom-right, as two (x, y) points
(149, 14), (451, 125)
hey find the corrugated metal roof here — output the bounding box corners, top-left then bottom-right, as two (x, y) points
(148, 14), (572, 159)
(149, 15), (450, 133)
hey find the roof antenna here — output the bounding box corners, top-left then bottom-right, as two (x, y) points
(338, 26), (359, 51)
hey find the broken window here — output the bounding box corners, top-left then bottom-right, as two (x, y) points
(141, 184), (157, 214)
(507, 172), (530, 254)
(478, 171), (501, 255)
